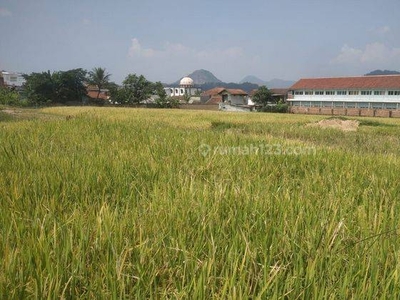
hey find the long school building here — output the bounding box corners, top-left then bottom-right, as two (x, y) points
(288, 75), (400, 117)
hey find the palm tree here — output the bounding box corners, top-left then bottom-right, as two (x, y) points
(88, 67), (111, 100)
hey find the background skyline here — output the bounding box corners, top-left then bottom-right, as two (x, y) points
(1, 0), (399, 84)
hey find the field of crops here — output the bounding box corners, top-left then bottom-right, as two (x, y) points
(1, 107), (400, 299)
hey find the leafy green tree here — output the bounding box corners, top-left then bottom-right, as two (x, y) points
(0, 86), (21, 106)
(120, 74), (153, 104)
(104, 82), (120, 104)
(23, 69), (87, 105)
(54, 69), (87, 103)
(252, 85), (274, 107)
(88, 67), (111, 100)
(23, 71), (55, 104)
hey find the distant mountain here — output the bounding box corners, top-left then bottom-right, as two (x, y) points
(170, 70), (292, 93)
(172, 69), (222, 85)
(240, 75), (266, 85)
(266, 78), (295, 88)
(240, 75), (295, 88)
(200, 82), (259, 93)
(365, 69), (400, 76)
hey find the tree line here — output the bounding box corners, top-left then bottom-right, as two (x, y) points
(1, 67), (287, 112)
(1, 67), (176, 107)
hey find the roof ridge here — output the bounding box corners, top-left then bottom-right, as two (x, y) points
(299, 74), (400, 80)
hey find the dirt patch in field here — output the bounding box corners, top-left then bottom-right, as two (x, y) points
(307, 118), (359, 131)
(2, 109), (22, 115)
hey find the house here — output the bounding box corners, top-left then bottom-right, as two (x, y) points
(1, 71), (25, 90)
(200, 87), (225, 104)
(201, 87), (252, 111)
(86, 85), (109, 101)
(288, 75), (400, 117)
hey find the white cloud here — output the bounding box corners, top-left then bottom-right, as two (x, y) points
(0, 8), (12, 17)
(332, 44), (363, 64)
(373, 25), (391, 35)
(331, 42), (400, 65)
(126, 38), (250, 82)
(128, 38), (158, 58)
(128, 38), (243, 60)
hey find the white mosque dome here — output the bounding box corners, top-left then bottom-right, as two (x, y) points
(180, 77), (194, 86)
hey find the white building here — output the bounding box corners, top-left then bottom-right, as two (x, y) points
(288, 75), (400, 110)
(164, 77), (201, 97)
(1, 71), (25, 88)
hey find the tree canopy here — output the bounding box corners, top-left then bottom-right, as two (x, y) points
(23, 69), (87, 104)
(88, 67), (111, 100)
(252, 86), (274, 107)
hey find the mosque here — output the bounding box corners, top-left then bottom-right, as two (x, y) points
(164, 76), (201, 98)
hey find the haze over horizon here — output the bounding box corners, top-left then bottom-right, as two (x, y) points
(1, 0), (399, 84)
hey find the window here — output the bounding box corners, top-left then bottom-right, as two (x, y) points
(337, 91), (347, 95)
(325, 91), (335, 95)
(345, 102), (356, 108)
(333, 102), (344, 107)
(388, 91), (400, 95)
(361, 91), (372, 95)
(349, 91), (359, 95)
(304, 91), (313, 95)
(315, 91), (324, 95)
(374, 91), (385, 95)
(321, 101), (332, 107)
(294, 91), (304, 95)
(358, 102), (369, 108)
(384, 103), (397, 109)
(371, 103), (383, 109)
(9, 76), (17, 82)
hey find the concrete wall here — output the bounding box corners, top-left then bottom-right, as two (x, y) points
(228, 95), (247, 106)
(290, 107), (400, 118)
(219, 103), (253, 112)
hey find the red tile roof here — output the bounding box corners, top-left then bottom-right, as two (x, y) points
(290, 75), (400, 90)
(87, 90), (109, 100)
(201, 87), (225, 96)
(201, 87), (248, 96)
(223, 89), (248, 95)
(270, 88), (289, 95)
(206, 95), (222, 105)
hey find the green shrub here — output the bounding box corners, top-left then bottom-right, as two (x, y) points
(0, 87), (21, 106)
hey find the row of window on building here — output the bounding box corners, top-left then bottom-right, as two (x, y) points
(293, 90), (400, 96)
(290, 101), (400, 109)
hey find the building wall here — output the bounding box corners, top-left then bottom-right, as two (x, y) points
(1, 72), (25, 87)
(290, 107), (400, 118)
(164, 87), (201, 97)
(219, 103), (253, 112)
(222, 94), (247, 105)
(290, 89), (400, 110)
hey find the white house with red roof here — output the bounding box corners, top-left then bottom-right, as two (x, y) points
(288, 75), (400, 111)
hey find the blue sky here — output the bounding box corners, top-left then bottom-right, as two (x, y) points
(1, 0), (399, 84)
